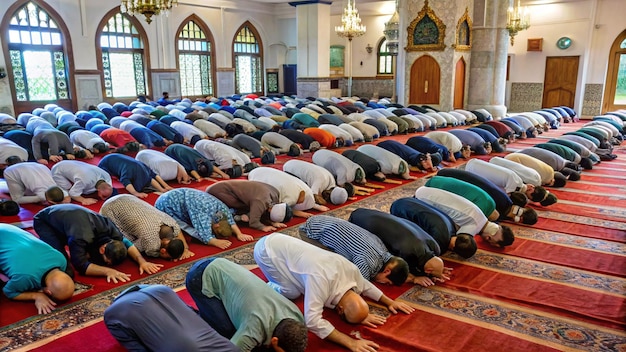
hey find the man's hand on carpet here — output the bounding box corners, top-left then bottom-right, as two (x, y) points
(271, 222), (287, 228)
(139, 261), (163, 275)
(105, 269), (131, 283)
(209, 238), (232, 249)
(351, 338), (380, 352)
(361, 313), (386, 328)
(387, 300), (415, 315)
(174, 248), (195, 262)
(237, 233), (254, 242)
(34, 293), (56, 315)
(262, 225), (277, 232)
(412, 276), (435, 287)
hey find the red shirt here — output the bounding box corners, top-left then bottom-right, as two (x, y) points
(100, 128), (137, 147)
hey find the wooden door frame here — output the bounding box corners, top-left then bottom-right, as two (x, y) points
(601, 29), (626, 113)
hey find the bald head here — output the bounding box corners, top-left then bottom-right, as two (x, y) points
(45, 268), (75, 301)
(424, 256), (445, 279)
(338, 290), (369, 324)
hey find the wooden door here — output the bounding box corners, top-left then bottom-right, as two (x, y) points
(601, 29), (626, 113)
(542, 56), (579, 108)
(410, 55), (440, 105)
(454, 57), (466, 109)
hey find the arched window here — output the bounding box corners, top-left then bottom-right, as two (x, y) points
(176, 16), (215, 98)
(377, 38), (394, 75)
(233, 22), (263, 95)
(97, 11), (148, 99)
(603, 30), (626, 113)
(2, 1), (74, 112)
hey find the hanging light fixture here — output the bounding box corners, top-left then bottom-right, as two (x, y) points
(506, 0), (530, 46)
(335, 0), (366, 97)
(383, 2), (399, 102)
(120, 0), (178, 24)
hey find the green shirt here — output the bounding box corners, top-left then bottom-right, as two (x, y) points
(0, 224), (67, 299)
(425, 176), (496, 217)
(201, 258), (304, 351)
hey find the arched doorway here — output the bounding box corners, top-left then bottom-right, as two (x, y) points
(602, 29), (626, 113)
(454, 57), (466, 109)
(1, 1), (76, 113)
(409, 55), (440, 105)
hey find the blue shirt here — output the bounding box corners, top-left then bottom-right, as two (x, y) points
(300, 215), (392, 281)
(164, 144), (211, 174)
(154, 188), (234, 244)
(104, 284), (238, 352)
(377, 140), (424, 168)
(0, 224), (67, 299)
(98, 154), (156, 191)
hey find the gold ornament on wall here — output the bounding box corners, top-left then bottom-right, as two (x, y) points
(452, 7), (472, 51)
(406, 0), (446, 52)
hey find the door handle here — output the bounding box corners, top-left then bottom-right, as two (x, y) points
(424, 80), (428, 93)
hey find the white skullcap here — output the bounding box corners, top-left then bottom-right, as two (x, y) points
(330, 187), (348, 205)
(270, 203), (288, 222)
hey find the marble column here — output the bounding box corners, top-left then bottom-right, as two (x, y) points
(290, 1), (332, 98)
(466, 0), (509, 118)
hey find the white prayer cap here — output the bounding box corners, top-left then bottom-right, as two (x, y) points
(330, 187), (348, 205)
(270, 203), (292, 222)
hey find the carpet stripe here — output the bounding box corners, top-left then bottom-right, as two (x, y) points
(504, 225), (626, 256)
(443, 253), (626, 297)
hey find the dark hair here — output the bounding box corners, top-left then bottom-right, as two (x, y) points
(227, 164), (243, 178)
(166, 239), (185, 259)
(552, 172), (567, 187)
(6, 156), (23, 166)
(93, 142), (108, 153)
(540, 192), (558, 206)
(580, 157), (593, 170)
(74, 149), (87, 159)
(341, 183), (355, 197)
(499, 225), (515, 247)
(105, 240), (128, 266)
(45, 186), (65, 203)
(561, 167), (581, 181)
(283, 205), (294, 223)
(529, 186), (547, 202)
(454, 233), (477, 259)
(385, 256), (409, 286)
(564, 161), (580, 171)
(273, 318), (308, 352)
(509, 191), (528, 206)
(196, 159), (212, 177)
(521, 208), (538, 225)
(0, 199), (19, 216)
(288, 144), (301, 157)
(126, 142), (141, 152)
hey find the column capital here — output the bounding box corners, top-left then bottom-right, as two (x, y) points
(289, 1), (332, 7)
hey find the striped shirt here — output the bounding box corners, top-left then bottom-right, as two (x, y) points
(300, 215), (392, 281)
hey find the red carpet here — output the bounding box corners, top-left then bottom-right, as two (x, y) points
(2, 122), (626, 352)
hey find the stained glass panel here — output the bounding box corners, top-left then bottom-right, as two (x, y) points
(134, 52), (146, 96)
(234, 24), (262, 93)
(23, 50), (55, 100)
(178, 20), (213, 96)
(108, 52), (137, 97)
(7, 2), (70, 102)
(10, 50), (27, 101)
(620, 39), (626, 49)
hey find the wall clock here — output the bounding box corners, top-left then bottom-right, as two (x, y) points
(557, 37), (572, 49)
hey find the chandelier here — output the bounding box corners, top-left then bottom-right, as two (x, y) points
(335, 0), (366, 41)
(120, 0), (178, 24)
(335, 0), (366, 98)
(506, 0), (530, 46)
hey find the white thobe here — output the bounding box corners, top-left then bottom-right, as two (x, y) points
(51, 160), (112, 197)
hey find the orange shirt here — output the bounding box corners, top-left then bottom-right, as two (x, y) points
(303, 127), (336, 148)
